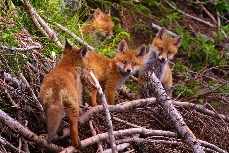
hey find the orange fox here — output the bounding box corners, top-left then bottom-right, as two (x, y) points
(39, 40), (88, 149)
(82, 39), (146, 106)
(138, 27), (182, 98)
(82, 8), (114, 39)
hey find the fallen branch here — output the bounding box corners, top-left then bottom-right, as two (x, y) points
(89, 120), (103, 152)
(151, 23), (177, 37)
(0, 43), (41, 51)
(23, 0), (48, 37)
(146, 71), (204, 152)
(0, 79), (19, 107)
(81, 128), (176, 148)
(174, 101), (229, 122)
(195, 0), (217, 24)
(23, 0), (63, 48)
(79, 98), (157, 124)
(88, 69), (117, 153)
(42, 15), (94, 51)
(0, 109), (63, 152)
(0, 135), (26, 153)
(20, 73), (43, 111)
(166, 1), (215, 27)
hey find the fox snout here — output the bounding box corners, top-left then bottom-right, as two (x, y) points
(126, 68), (131, 73)
(157, 55), (167, 64)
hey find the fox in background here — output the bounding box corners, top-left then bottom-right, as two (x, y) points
(39, 40), (88, 149)
(138, 27), (183, 99)
(82, 8), (114, 39)
(81, 39), (146, 106)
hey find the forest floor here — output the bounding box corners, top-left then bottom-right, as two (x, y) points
(0, 0), (229, 153)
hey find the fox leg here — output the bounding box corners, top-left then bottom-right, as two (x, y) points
(63, 97), (80, 148)
(104, 88), (116, 105)
(89, 88), (98, 106)
(45, 103), (64, 143)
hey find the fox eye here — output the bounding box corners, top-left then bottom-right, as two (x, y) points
(158, 47), (163, 51)
(122, 60), (126, 64)
(132, 62), (136, 66)
(168, 51), (172, 54)
(104, 28), (108, 31)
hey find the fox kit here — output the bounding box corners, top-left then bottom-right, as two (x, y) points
(82, 39), (146, 106)
(82, 8), (114, 39)
(138, 27), (182, 98)
(39, 40), (88, 149)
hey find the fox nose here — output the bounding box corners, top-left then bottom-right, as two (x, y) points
(161, 58), (165, 62)
(127, 69), (131, 73)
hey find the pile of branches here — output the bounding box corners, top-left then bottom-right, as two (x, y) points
(0, 0), (229, 153)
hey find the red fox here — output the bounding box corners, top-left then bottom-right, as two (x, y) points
(82, 8), (114, 39)
(82, 39), (146, 106)
(138, 27), (182, 98)
(39, 40), (88, 149)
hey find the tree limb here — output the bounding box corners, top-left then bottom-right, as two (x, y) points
(0, 109), (63, 152)
(146, 71), (204, 152)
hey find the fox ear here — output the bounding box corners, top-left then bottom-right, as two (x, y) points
(94, 8), (104, 20)
(173, 35), (183, 47)
(63, 39), (72, 54)
(80, 46), (88, 58)
(156, 27), (167, 40)
(117, 39), (128, 54)
(136, 44), (146, 58)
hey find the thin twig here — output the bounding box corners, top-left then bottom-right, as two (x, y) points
(166, 1), (215, 27)
(195, 0), (217, 24)
(42, 15), (94, 51)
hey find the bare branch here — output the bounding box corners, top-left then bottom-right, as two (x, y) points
(0, 43), (41, 51)
(0, 135), (26, 153)
(146, 71), (204, 152)
(0, 109), (63, 152)
(79, 98), (157, 124)
(42, 15), (94, 51)
(89, 120), (103, 152)
(166, 1), (215, 27)
(88, 69), (117, 153)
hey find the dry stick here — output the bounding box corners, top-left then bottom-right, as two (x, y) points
(89, 120), (104, 152)
(146, 71), (204, 152)
(195, 0), (217, 24)
(151, 23), (177, 37)
(198, 139), (228, 153)
(103, 143), (130, 153)
(79, 98), (157, 124)
(23, 0), (63, 48)
(80, 128), (176, 148)
(42, 16), (94, 51)
(118, 85), (136, 100)
(0, 79), (18, 107)
(0, 109), (63, 152)
(166, 1), (215, 27)
(173, 101), (229, 122)
(0, 43), (41, 51)
(20, 73), (43, 111)
(23, 0), (48, 37)
(117, 137), (227, 153)
(61, 127), (175, 153)
(88, 70), (117, 153)
(119, 84), (229, 123)
(0, 135), (26, 153)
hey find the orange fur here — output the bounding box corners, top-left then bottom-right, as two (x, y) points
(82, 8), (114, 39)
(138, 27), (182, 98)
(39, 40), (88, 148)
(82, 39), (146, 106)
